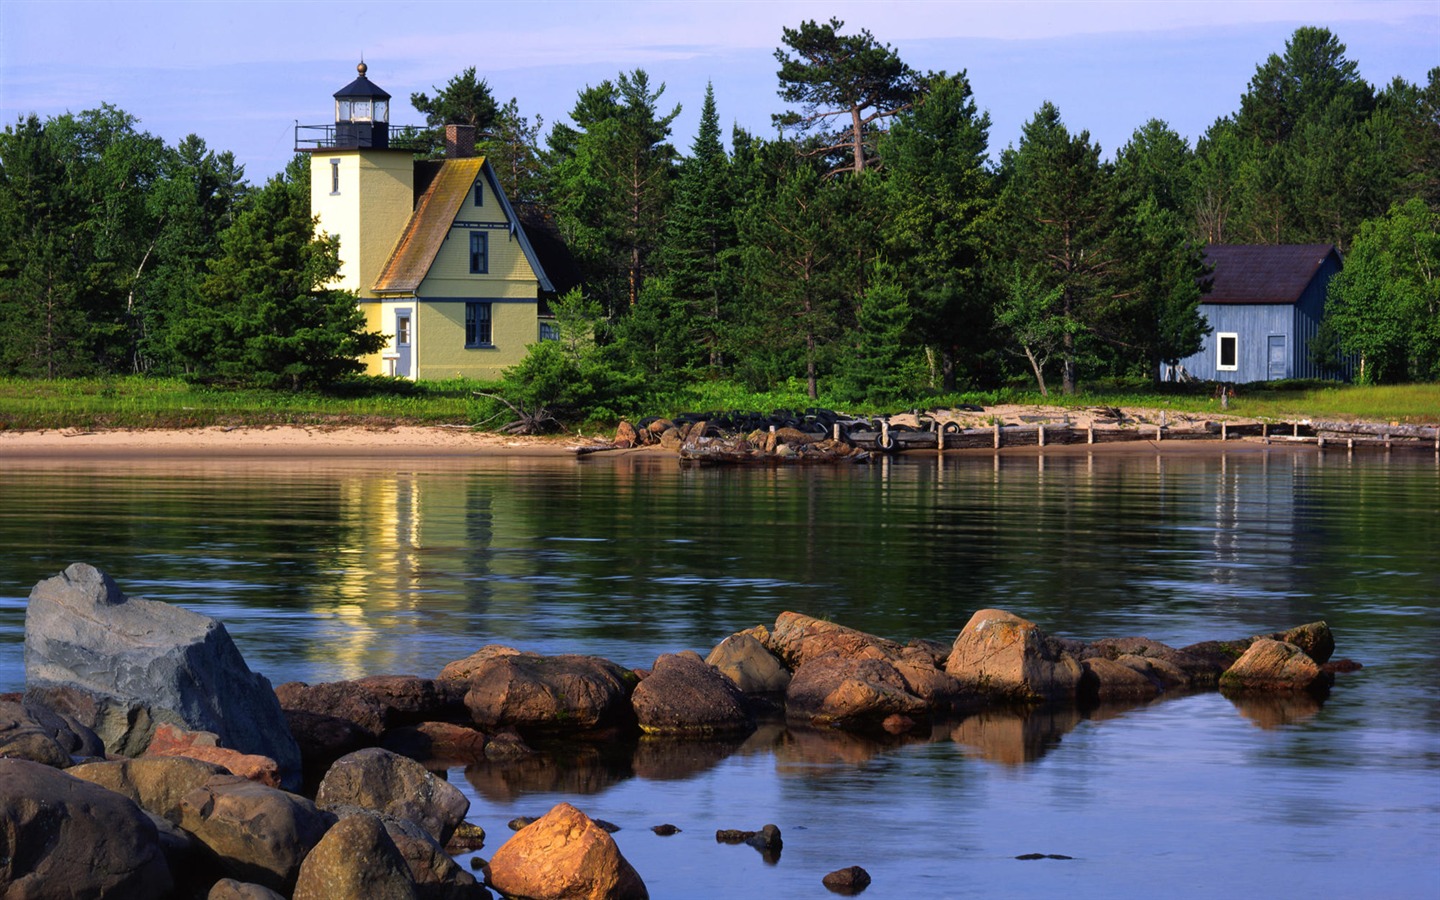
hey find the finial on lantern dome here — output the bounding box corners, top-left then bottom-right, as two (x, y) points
(358, 60), (367, 77)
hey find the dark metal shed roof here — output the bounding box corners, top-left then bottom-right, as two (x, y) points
(1202, 244), (1340, 305)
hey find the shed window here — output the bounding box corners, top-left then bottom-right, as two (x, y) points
(539, 321), (559, 341)
(466, 302), (492, 346)
(1218, 333), (1238, 371)
(469, 232), (488, 274)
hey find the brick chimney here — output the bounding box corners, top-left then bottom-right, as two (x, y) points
(444, 124), (476, 159)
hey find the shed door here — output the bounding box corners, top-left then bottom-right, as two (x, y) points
(1267, 334), (1287, 381)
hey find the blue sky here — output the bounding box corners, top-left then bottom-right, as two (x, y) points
(2, 0), (1435, 184)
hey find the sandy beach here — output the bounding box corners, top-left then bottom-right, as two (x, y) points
(0, 404), (1279, 460)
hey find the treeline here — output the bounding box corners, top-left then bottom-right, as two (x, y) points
(1, 22), (1436, 402)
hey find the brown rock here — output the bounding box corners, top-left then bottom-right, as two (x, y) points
(487, 802), (648, 900)
(0, 699), (71, 767)
(437, 645), (524, 682)
(293, 814), (419, 900)
(208, 879), (287, 900)
(178, 774), (335, 894)
(705, 633), (791, 694)
(891, 647), (970, 712)
(276, 680), (387, 738)
(631, 651), (755, 736)
(767, 611), (905, 669)
(1084, 636), (1221, 688)
(144, 722), (282, 786)
(822, 865), (872, 893)
(0, 758), (173, 898)
(1267, 621), (1335, 665)
(614, 420), (638, 449)
(316, 747), (470, 845)
(774, 426), (819, 445)
(462, 652), (636, 734)
(786, 656), (928, 730)
(354, 674), (468, 726)
(1219, 639), (1333, 693)
(382, 721), (489, 762)
(1079, 657), (1162, 701)
(69, 755), (228, 823)
(945, 609), (1083, 703)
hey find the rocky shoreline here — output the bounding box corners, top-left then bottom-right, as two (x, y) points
(2, 564), (1355, 898)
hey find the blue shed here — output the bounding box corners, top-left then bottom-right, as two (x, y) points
(1169, 244), (1344, 383)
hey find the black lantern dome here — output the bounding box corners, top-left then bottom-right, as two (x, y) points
(333, 61), (391, 148)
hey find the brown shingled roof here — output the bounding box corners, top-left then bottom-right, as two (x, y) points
(373, 157), (484, 294)
(1202, 244), (1340, 305)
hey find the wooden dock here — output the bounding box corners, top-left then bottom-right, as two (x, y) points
(841, 420), (1440, 454)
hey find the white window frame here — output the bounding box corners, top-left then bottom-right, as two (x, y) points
(1217, 332), (1239, 372)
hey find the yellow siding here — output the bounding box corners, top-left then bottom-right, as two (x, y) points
(415, 301), (538, 381)
(358, 302), (388, 376)
(418, 175), (539, 299)
(310, 149), (413, 296)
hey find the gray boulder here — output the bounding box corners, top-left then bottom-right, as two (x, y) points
(0, 757), (173, 898)
(23, 563), (302, 790)
(316, 747), (470, 845)
(632, 651), (755, 736)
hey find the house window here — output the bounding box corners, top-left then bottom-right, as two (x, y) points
(1218, 333), (1239, 371)
(396, 315), (410, 346)
(539, 321), (559, 342)
(474, 181), (484, 207)
(330, 159), (341, 194)
(469, 232), (488, 274)
(466, 302), (492, 346)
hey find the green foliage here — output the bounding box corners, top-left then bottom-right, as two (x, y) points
(1324, 198), (1440, 383)
(877, 70), (993, 389)
(546, 69), (680, 315)
(831, 276), (924, 406)
(189, 156), (385, 390)
(409, 66), (500, 156)
(774, 17), (921, 175)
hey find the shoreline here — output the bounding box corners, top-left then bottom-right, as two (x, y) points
(1, 403), (1428, 461)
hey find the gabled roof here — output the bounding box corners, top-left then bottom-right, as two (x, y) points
(1201, 244), (1341, 305)
(373, 157), (557, 295)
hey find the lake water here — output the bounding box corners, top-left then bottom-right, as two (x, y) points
(2, 447), (1437, 898)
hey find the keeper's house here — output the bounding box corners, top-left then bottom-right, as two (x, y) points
(296, 63), (573, 380)
(1170, 244), (1344, 383)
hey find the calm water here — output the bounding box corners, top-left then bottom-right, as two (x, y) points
(2, 449), (1437, 899)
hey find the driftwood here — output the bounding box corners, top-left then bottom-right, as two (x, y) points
(472, 391), (560, 435)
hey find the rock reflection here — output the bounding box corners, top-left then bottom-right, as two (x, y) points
(464, 738), (636, 802)
(1226, 691), (1326, 729)
(631, 733), (749, 781)
(948, 707), (1085, 766)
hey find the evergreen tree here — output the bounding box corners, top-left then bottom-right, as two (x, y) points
(188, 156), (383, 389)
(994, 103), (1122, 395)
(546, 70), (680, 314)
(877, 71), (993, 389)
(657, 83), (736, 372)
(774, 17), (921, 176)
(410, 66), (500, 154)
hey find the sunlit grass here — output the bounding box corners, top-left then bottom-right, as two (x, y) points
(0, 376), (1434, 431)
